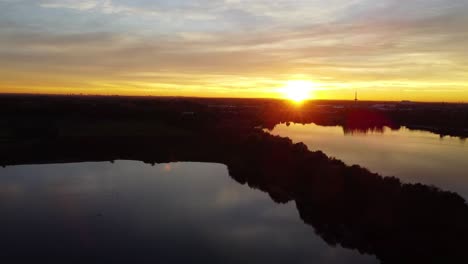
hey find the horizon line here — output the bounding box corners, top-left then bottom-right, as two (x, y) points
(0, 92), (466, 104)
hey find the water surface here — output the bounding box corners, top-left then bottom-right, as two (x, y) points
(0, 161), (377, 263)
(269, 123), (468, 199)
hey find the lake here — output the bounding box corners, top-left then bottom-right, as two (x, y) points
(0, 161), (378, 263)
(2, 123), (468, 263)
(269, 123), (468, 199)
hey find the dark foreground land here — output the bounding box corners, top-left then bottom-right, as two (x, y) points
(1, 94), (468, 263)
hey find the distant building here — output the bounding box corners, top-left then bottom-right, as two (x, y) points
(371, 104), (396, 111)
(400, 100), (416, 105)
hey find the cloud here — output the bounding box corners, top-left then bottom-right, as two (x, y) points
(1, 0), (468, 100)
(40, 0), (100, 10)
(39, 0), (219, 21)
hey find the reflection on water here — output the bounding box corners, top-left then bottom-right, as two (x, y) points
(343, 126), (387, 135)
(0, 161), (377, 264)
(269, 123), (468, 198)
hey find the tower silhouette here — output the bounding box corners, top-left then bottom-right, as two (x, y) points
(354, 90), (358, 103)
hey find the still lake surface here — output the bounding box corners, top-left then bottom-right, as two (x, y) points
(0, 161), (378, 263)
(2, 124), (467, 263)
(270, 123), (468, 199)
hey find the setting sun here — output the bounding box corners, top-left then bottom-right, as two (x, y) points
(279, 80), (316, 103)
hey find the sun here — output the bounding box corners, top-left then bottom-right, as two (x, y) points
(279, 80), (316, 103)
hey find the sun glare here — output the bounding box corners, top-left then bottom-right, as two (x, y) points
(280, 80), (315, 103)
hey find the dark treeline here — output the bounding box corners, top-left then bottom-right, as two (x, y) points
(259, 103), (468, 138)
(2, 96), (468, 263)
(1, 94), (467, 139)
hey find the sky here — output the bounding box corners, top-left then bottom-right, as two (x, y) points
(1, 0), (468, 101)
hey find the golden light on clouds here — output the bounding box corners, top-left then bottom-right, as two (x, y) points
(1, 0), (468, 102)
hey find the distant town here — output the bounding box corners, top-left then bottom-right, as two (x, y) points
(1, 94), (467, 141)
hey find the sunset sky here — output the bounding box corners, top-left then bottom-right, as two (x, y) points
(1, 0), (468, 101)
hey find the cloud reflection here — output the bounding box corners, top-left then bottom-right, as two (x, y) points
(0, 161), (377, 263)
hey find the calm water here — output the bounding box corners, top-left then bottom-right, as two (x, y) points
(269, 123), (468, 199)
(0, 161), (377, 263)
